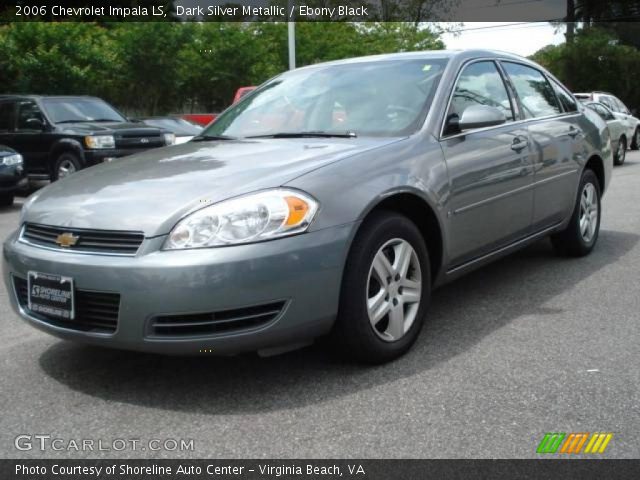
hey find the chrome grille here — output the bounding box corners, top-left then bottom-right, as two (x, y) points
(116, 132), (164, 149)
(21, 223), (144, 255)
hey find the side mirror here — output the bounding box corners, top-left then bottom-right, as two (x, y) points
(458, 105), (506, 131)
(25, 118), (45, 130)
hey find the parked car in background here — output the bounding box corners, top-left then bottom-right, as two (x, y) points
(140, 117), (203, 144)
(0, 145), (27, 207)
(233, 86), (256, 104)
(584, 102), (628, 165)
(3, 50), (612, 363)
(0, 95), (175, 181)
(181, 113), (217, 126)
(575, 92), (639, 150)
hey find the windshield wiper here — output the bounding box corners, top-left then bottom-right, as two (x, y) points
(191, 134), (237, 142)
(246, 131), (357, 139)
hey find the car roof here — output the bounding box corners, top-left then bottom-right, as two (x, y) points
(293, 49), (536, 70)
(575, 92), (615, 97)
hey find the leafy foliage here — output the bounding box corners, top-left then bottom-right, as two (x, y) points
(531, 27), (640, 112)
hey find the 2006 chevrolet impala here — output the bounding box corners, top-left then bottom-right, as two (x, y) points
(3, 50), (612, 363)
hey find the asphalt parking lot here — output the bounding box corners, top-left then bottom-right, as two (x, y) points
(1, 153), (639, 460)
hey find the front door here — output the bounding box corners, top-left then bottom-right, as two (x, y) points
(440, 60), (535, 267)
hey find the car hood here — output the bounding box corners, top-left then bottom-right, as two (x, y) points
(56, 121), (163, 135)
(24, 137), (400, 237)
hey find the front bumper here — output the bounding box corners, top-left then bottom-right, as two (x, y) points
(2, 224), (354, 355)
(0, 166), (28, 193)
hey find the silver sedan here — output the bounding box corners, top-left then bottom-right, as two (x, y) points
(3, 50), (612, 363)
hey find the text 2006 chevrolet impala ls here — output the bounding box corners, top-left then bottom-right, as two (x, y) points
(3, 50), (612, 363)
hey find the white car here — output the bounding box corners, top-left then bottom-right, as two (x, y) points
(584, 102), (628, 165)
(575, 92), (639, 151)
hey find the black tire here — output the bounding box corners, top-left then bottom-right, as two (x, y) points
(631, 128), (639, 150)
(551, 169), (601, 257)
(52, 152), (82, 181)
(0, 194), (14, 207)
(614, 136), (626, 166)
(332, 211), (431, 364)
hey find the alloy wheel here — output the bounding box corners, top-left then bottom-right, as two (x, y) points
(57, 159), (77, 179)
(579, 183), (598, 243)
(366, 238), (422, 342)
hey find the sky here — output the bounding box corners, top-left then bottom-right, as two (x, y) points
(441, 22), (566, 57)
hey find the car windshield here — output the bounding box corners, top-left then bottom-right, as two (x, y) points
(204, 58), (448, 138)
(42, 98), (126, 124)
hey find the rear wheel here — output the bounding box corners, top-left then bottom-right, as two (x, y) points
(53, 152), (82, 181)
(614, 136), (626, 166)
(332, 211), (430, 363)
(551, 169), (601, 257)
(631, 128), (639, 150)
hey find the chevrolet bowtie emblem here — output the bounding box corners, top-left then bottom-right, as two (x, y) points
(55, 232), (79, 248)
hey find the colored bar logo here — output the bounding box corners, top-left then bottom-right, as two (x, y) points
(537, 433), (613, 454)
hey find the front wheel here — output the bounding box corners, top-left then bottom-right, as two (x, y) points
(53, 152), (82, 181)
(332, 211), (431, 363)
(614, 136), (626, 166)
(551, 169), (601, 257)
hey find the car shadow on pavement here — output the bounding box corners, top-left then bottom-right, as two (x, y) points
(39, 229), (639, 414)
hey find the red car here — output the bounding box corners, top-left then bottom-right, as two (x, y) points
(181, 113), (217, 127)
(181, 88), (257, 126)
(233, 86), (256, 104)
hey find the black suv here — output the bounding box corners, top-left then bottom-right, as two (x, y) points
(0, 95), (175, 181)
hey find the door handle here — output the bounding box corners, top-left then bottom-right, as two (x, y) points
(568, 126), (582, 138)
(511, 137), (529, 152)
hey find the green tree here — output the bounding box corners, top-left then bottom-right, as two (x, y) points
(0, 22), (114, 97)
(532, 27), (640, 111)
(109, 22), (193, 115)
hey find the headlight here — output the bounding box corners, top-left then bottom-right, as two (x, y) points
(84, 135), (115, 149)
(0, 153), (23, 166)
(163, 133), (176, 145)
(164, 189), (319, 250)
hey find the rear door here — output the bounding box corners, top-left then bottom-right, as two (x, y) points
(501, 62), (581, 231)
(439, 60), (534, 267)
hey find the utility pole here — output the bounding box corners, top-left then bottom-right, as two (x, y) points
(288, 1), (296, 70)
(566, 0), (575, 44)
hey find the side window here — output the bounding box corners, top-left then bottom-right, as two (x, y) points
(600, 96), (615, 111)
(550, 78), (578, 113)
(502, 62), (561, 119)
(17, 101), (45, 131)
(613, 97), (630, 114)
(446, 60), (515, 129)
(0, 102), (14, 132)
